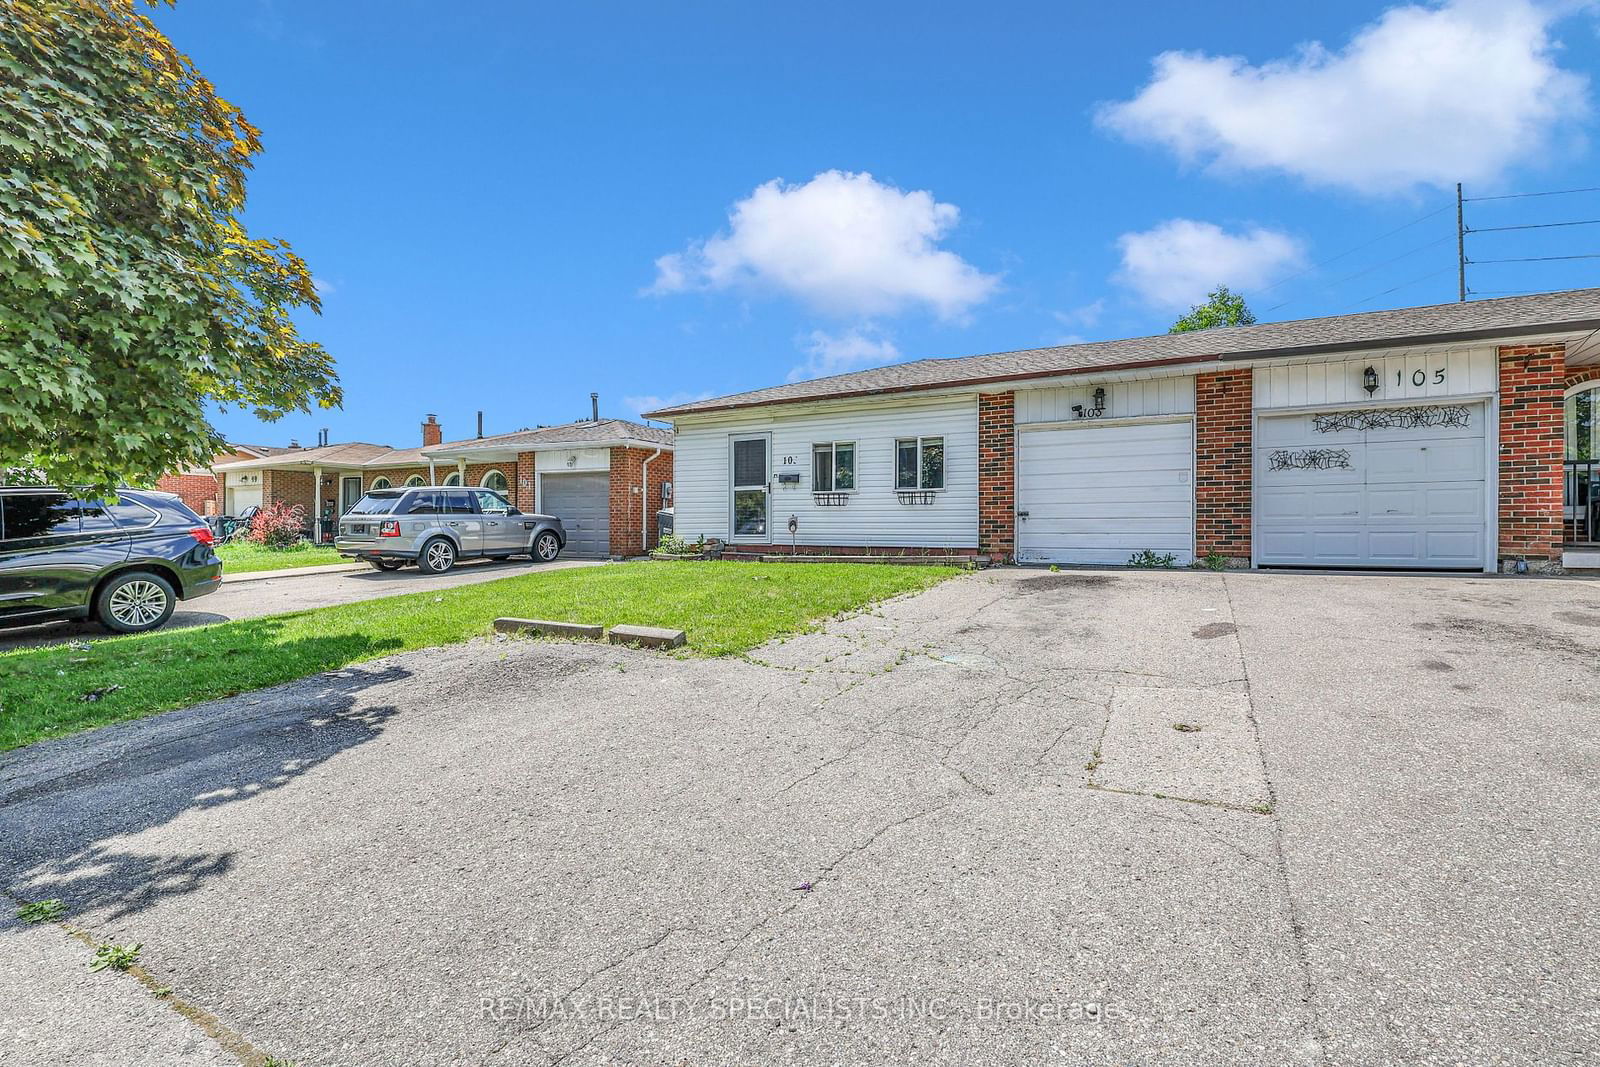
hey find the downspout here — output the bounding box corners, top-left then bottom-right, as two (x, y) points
(640, 446), (663, 552)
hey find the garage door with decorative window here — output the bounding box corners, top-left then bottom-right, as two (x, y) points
(1255, 402), (1487, 569)
(541, 472), (610, 557)
(1016, 419), (1195, 566)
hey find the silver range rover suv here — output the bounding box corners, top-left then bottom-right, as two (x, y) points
(335, 487), (566, 574)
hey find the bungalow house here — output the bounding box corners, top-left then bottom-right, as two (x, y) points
(212, 414), (673, 557)
(154, 444), (298, 516)
(645, 288), (1600, 573)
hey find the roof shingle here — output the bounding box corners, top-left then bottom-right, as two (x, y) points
(644, 287), (1600, 418)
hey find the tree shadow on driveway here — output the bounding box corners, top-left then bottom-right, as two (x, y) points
(0, 646), (412, 926)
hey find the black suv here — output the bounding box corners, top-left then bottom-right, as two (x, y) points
(0, 488), (223, 634)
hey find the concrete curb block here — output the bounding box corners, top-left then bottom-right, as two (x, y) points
(494, 618), (604, 640)
(224, 563), (366, 584)
(607, 624), (687, 649)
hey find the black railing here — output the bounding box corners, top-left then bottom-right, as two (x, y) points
(1566, 460), (1598, 543)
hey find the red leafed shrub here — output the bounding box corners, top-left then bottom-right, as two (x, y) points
(247, 501), (307, 548)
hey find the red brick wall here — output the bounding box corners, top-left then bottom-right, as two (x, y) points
(608, 446), (673, 556)
(262, 469), (315, 529)
(977, 392), (1016, 563)
(516, 451), (537, 511)
(1194, 368), (1253, 561)
(1498, 344), (1566, 562)
(1567, 366), (1600, 390)
(155, 472), (224, 516)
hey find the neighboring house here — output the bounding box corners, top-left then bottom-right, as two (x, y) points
(154, 444), (296, 516)
(212, 415), (673, 557)
(646, 288), (1600, 573)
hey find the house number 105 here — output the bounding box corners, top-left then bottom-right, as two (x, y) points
(1399, 368), (1446, 386)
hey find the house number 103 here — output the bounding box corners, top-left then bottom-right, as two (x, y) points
(1399, 368), (1446, 386)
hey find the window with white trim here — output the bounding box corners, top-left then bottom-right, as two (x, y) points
(480, 469), (509, 493)
(442, 471), (462, 486)
(370, 476), (392, 491)
(404, 475), (426, 487)
(894, 436), (944, 490)
(811, 442), (855, 492)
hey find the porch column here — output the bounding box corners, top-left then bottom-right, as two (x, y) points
(456, 458), (467, 485)
(312, 465), (323, 542)
(1497, 343), (1566, 568)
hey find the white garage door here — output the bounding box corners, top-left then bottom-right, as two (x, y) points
(1255, 402), (1487, 569)
(541, 472), (610, 557)
(1017, 420), (1194, 565)
(225, 485), (261, 516)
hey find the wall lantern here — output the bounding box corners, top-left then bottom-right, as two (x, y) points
(1362, 366), (1379, 395)
(1092, 387), (1107, 410)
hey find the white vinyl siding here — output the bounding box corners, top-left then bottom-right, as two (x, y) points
(671, 394), (978, 547)
(1017, 376), (1195, 424)
(1253, 348), (1497, 409)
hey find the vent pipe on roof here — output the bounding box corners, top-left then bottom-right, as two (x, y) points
(477, 410), (484, 438)
(590, 392), (599, 422)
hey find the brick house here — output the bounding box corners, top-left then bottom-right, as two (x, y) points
(647, 288), (1600, 572)
(153, 444), (294, 516)
(211, 415), (673, 557)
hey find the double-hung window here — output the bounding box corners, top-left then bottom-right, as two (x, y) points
(812, 442), (856, 492)
(894, 436), (944, 490)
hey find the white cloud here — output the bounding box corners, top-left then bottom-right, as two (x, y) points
(650, 170), (999, 320)
(622, 391), (712, 418)
(1115, 219), (1305, 310)
(1098, 0), (1589, 193)
(789, 329), (901, 383)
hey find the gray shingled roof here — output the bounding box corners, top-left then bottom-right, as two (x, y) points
(644, 287), (1600, 419)
(426, 418), (673, 453)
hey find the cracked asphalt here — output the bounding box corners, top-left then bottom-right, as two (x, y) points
(0, 567), (1596, 1066)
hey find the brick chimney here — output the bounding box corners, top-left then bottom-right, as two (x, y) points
(422, 414), (442, 447)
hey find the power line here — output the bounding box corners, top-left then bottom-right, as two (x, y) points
(1263, 233), (1453, 314)
(1254, 203), (1452, 301)
(1467, 218), (1600, 234)
(1351, 265), (1456, 306)
(1468, 253), (1600, 265)
(1463, 185), (1600, 203)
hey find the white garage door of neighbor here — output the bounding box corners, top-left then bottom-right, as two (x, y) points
(1255, 402), (1487, 569)
(1017, 420), (1195, 566)
(226, 485), (261, 516)
(541, 472), (610, 557)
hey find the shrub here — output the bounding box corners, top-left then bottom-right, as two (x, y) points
(247, 502), (307, 549)
(1127, 549), (1178, 569)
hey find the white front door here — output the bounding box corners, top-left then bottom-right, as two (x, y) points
(1255, 402), (1487, 569)
(1016, 419), (1195, 565)
(730, 434), (770, 542)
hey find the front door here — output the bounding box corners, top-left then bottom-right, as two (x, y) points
(730, 434), (770, 542)
(340, 476), (363, 516)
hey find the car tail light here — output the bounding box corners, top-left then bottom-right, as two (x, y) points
(379, 520), (401, 537)
(190, 525), (216, 546)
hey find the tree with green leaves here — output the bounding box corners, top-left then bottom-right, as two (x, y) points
(1170, 285), (1257, 334)
(0, 0), (340, 493)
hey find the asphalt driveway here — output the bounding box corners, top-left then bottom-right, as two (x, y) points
(1, 568), (1595, 1065)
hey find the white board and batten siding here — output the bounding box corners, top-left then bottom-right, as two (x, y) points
(1252, 348), (1498, 410)
(1014, 376), (1196, 566)
(670, 393), (979, 547)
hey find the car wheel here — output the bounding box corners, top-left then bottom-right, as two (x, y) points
(418, 537), (457, 574)
(96, 571), (176, 634)
(533, 531), (561, 562)
(368, 559), (403, 571)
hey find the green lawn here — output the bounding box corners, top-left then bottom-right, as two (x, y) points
(0, 562), (959, 751)
(216, 540), (349, 574)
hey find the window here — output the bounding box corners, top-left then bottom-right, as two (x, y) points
(350, 493), (400, 516)
(75, 499), (121, 534)
(1569, 384), (1598, 462)
(405, 490), (441, 514)
(442, 490), (475, 514)
(0, 493), (78, 540)
(894, 436), (944, 490)
(811, 442), (855, 492)
(109, 498), (159, 528)
(442, 471), (463, 487)
(472, 489), (513, 514)
(370, 476), (392, 491)
(404, 475), (426, 488)
(481, 469), (509, 493)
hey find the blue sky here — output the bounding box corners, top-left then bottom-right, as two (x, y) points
(158, 1), (1600, 448)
